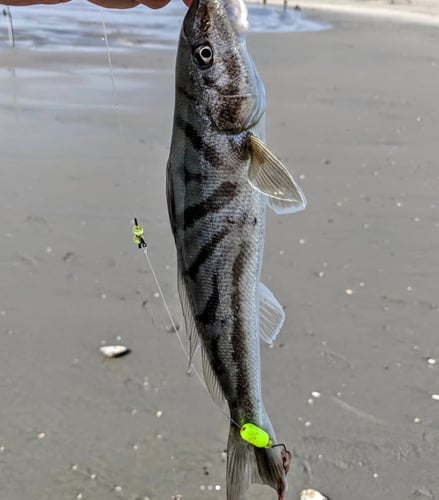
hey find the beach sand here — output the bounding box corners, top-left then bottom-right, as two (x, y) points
(1, 3), (439, 500)
(294, 0), (439, 25)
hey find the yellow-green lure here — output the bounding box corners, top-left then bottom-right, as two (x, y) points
(240, 423), (273, 448)
(132, 218), (147, 249)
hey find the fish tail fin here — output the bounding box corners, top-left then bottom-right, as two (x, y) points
(226, 421), (290, 500)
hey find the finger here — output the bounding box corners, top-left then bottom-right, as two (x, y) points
(87, 0), (140, 8)
(2, 0), (183, 8)
(1, 0), (170, 7)
(2, 0), (70, 5)
(88, 0), (171, 8)
(140, 0), (172, 8)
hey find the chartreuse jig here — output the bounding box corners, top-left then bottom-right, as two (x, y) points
(240, 423), (273, 448)
(132, 218), (147, 249)
(239, 422), (291, 471)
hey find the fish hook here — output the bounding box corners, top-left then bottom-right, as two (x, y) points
(272, 443), (292, 474)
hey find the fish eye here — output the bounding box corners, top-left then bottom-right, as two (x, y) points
(193, 44), (213, 68)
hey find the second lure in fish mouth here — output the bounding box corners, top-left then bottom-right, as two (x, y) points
(166, 0), (306, 499)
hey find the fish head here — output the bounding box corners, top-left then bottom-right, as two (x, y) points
(177, 0), (265, 133)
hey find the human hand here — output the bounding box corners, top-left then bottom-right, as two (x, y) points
(2, 0), (191, 9)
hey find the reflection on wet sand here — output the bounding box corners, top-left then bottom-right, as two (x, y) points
(1, 0), (328, 51)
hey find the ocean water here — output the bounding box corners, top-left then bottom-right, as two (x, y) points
(0, 1), (328, 51)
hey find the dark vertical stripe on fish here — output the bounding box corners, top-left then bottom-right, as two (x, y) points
(186, 227), (230, 281)
(196, 274), (230, 389)
(182, 164), (204, 184)
(175, 115), (203, 151)
(231, 241), (250, 405)
(175, 115), (223, 165)
(166, 171), (177, 235)
(183, 181), (238, 229)
(185, 121), (203, 151)
(176, 84), (197, 103)
(196, 272), (220, 326)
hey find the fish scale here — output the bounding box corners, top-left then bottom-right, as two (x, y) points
(166, 0), (306, 498)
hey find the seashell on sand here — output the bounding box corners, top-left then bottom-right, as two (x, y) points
(99, 345), (131, 358)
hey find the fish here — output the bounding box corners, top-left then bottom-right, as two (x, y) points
(166, 0), (306, 498)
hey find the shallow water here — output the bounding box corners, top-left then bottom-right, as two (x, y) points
(1, 1), (328, 51)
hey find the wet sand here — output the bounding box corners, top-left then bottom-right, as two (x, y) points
(295, 0), (439, 25)
(1, 5), (439, 500)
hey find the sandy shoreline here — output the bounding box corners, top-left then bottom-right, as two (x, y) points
(260, 0), (439, 25)
(1, 3), (439, 500)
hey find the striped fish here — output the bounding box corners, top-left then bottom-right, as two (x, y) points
(166, 0), (306, 498)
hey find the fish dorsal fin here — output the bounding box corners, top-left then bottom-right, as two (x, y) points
(201, 346), (226, 407)
(248, 134), (307, 215)
(259, 283), (285, 344)
(177, 269), (200, 370)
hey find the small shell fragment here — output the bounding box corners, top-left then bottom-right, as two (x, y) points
(99, 345), (130, 358)
(299, 489), (328, 500)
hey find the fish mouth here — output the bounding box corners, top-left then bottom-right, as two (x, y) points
(183, 0), (219, 37)
(189, 0), (217, 10)
(186, 0), (248, 34)
(184, 0), (237, 40)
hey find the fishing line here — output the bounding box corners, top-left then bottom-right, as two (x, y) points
(4, 6), (18, 118)
(100, 9), (122, 134)
(133, 230), (191, 498)
(143, 248), (192, 366)
(133, 223), (243, 428)
(99, 14), (182, 497)
(5, 6), (15, 47)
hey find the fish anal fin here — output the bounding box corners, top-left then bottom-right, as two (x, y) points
(201, 346), (226, 407)
(248, 134), (307, 215)
(259, 283), (285, 345)
(177, 269), (199, 370)
(177, 269), (225, 406)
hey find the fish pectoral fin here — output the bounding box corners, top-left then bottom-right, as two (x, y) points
(248, 134), (307, 215)
(201, 346), (226, 407)
(177, 270), (200, 370)
(259, 283), (285, 344)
